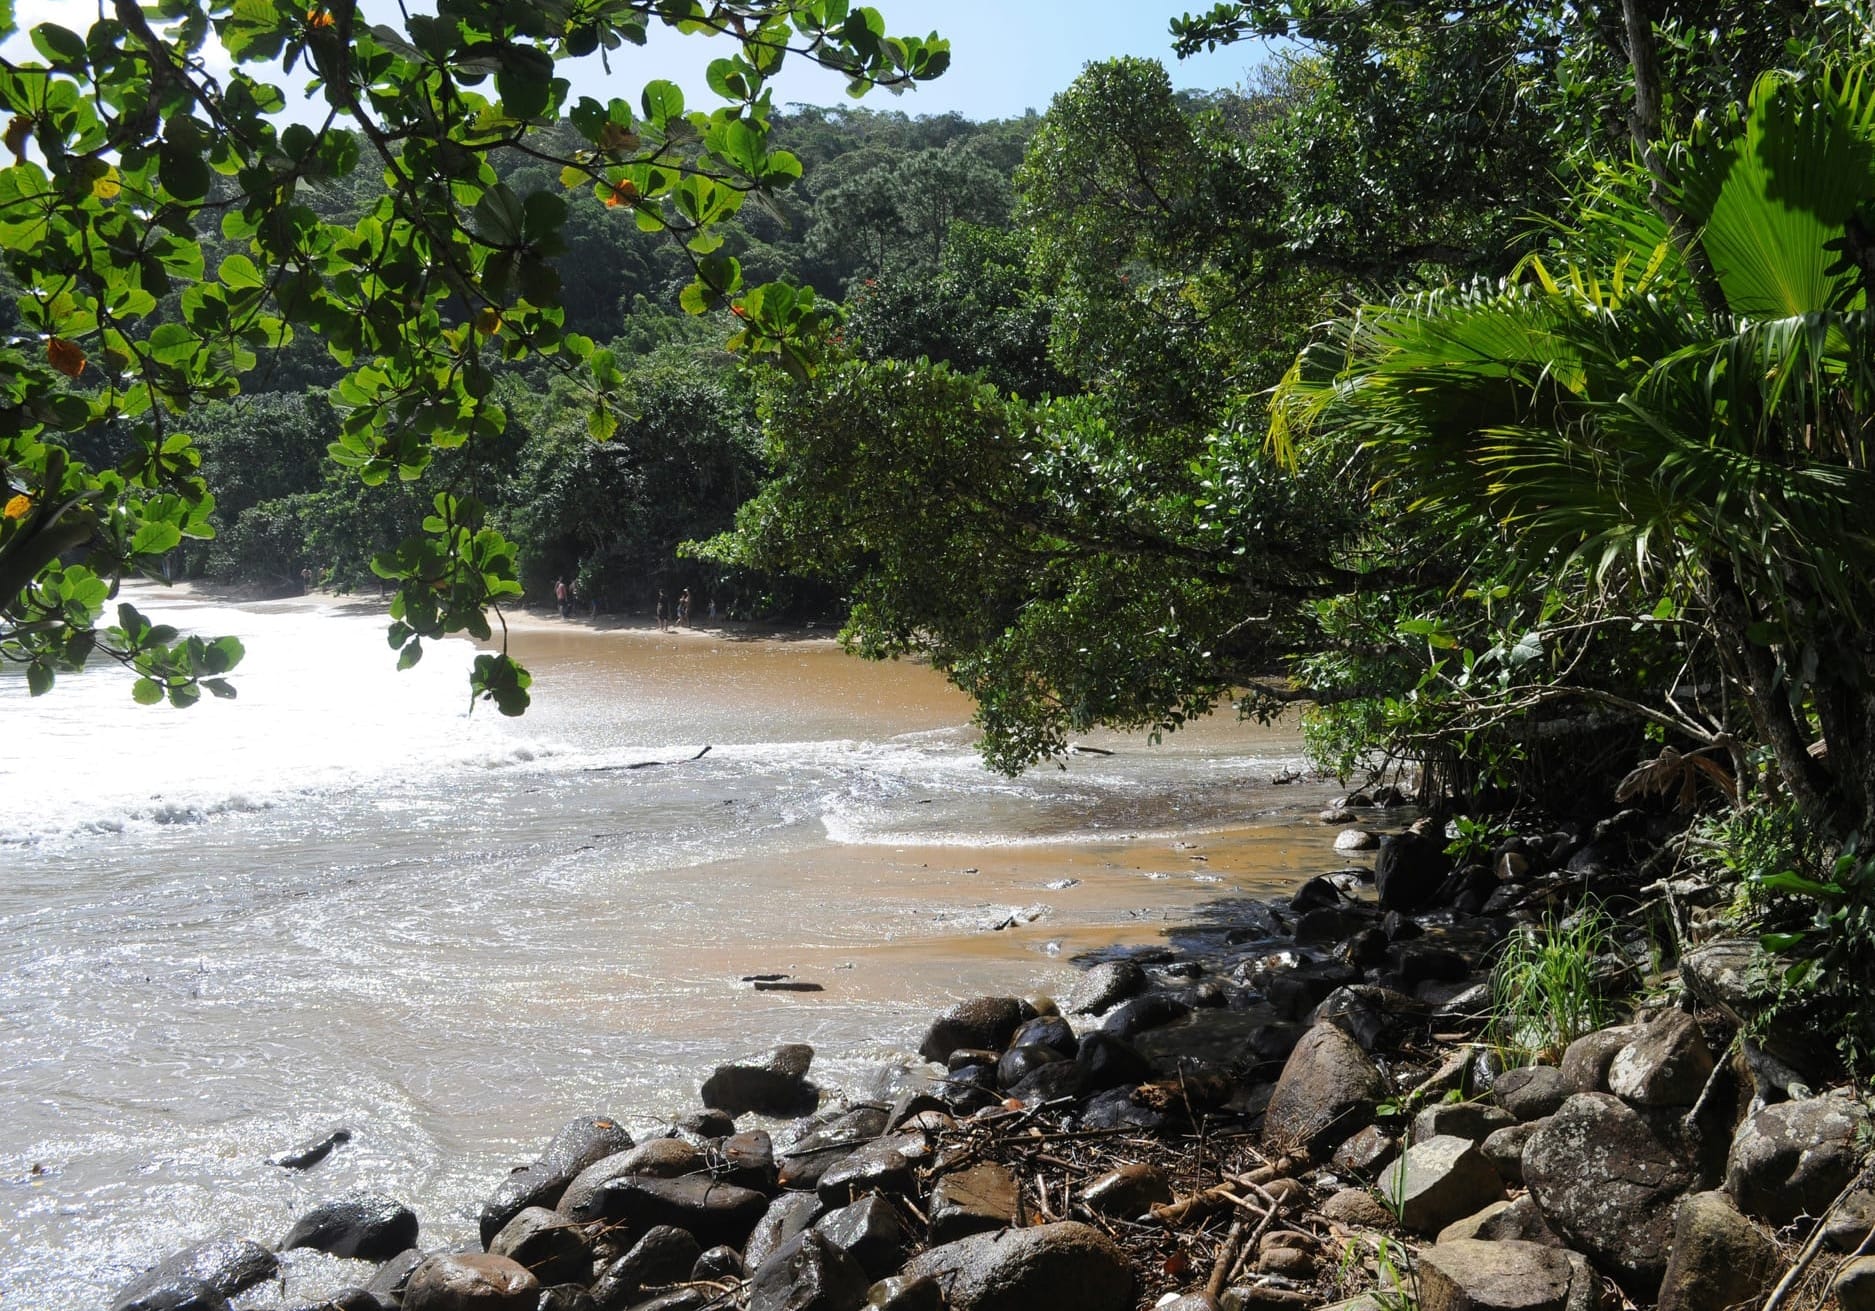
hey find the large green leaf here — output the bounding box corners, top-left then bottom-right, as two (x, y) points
(1676, 68), (1875, 318)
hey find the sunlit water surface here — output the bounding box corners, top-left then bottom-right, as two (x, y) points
(0, 586), (1339, 1306)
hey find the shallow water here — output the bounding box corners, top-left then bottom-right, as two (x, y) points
(0, 586), (1341, 1305)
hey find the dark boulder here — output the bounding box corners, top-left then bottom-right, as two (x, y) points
(1079, 1086), (1170, 1132)
(281, 1194), (419, 1262)
(929, 1162), (1021, 1241)
(864, 1275), (943, 1311)
(478, 1115), (634, 1245)
(487, 1207), (589, 1288)
(1262, 1021), (1384, 1161)
(111, 1281), (229, 1311)
(919, 998), (1026, 1064)
(1079, 1163), (1173, 1218)
(692, 1246), (746, 1282)
(1411, 1102), (1516, 1146)
(747, 1229), (869, 1311)
(1479, 1120), (1540, 1186)
(744, 1191), (826, 1270)
(1098, 993), (1190, 1039)
(813, 1194), (907, 1280)
(1436, 1193), (1564, 1248)
(557, 1147), (685, 1222)
(1330, 1124), (1398, 1176)
(702, 1046), (821, 1119)
(400, 1254), (536, 1311)
(1726, 1095), (1868, 1226)
(719, 1129), (778, 1192)
(996, 1043), (1067, 1089)
(590, 1226), (701, 1308)
(1007, 1060), (1087, 1102)
(1415, 1238), (1597, 1311)
(1607, 1011), (1714, 1107)
(816, 1140), (914, 1206)
(675, 1108), (740, 1140)
(1067, 960), (1146, 1016)
(933, 1065), (1000, 1114)
(899, 1221), (1133, 1311)
(777, 1107), (890, 1191)
(589, 1175), (770, 1248)
(1009, 1014), (1077, 1056)
(1073, 1032), (1151, 1092)
(1375, 829), (1452, 911)
(1558, 1025), (1640, 1093)
(111, 1236), (277, 1311)
(1385, 1134), (1507, 1236)
(1493, 1065), (1571, 1122)
(1657, 1191), (1779, 1311)
(364, 1249), (423, 1299)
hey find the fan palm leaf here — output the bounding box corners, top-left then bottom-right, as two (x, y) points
(1272, 60), (1875, 629)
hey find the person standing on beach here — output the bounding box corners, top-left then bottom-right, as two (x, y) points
(677, 589), (691, 625)
(555, 576), (570, 619)
(656, 590), (667, 631)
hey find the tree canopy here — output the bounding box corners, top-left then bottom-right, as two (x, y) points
(0, 0), (946, 711)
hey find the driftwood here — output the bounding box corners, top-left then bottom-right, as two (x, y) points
(1151, 1160), (1302, 1227)
(269, 1128), (351, 1169)
(1761, 1173), (1873, 1311)
(586, 745), (713, 772)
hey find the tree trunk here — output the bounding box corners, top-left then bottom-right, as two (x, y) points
(1705, 569), (1839, 827)
(1815, 646), (1875, 838)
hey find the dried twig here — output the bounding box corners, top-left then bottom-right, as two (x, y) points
(1762, 1175), (1868, 1311)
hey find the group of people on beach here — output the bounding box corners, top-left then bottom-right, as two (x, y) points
(552, 576), (719, 629)
(553, 577), (596, 620)
(655, 588), (692, 631)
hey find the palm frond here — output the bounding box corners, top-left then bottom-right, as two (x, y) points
(1675, 65), (1875, 318)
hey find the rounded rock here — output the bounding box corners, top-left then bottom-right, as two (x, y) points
(281, 1194), (419, 1263)
(1726, 1095), (1868, 1226)
(1263, 1021), (1385, 1161)
(920, 997), (1026, 1064)
(1066, 961), (1146, 1016)
(401, 1253), (537, 1311)
(899, 1220), (1133, 1311)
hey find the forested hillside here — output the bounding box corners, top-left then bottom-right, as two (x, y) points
(35, 103), (1044, 612)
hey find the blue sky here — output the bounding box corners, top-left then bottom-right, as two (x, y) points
(582, 2), (1273, 120)
(7, 1), (1270, 123)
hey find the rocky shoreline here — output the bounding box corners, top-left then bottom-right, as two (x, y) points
(111, 794), (1873, 1311)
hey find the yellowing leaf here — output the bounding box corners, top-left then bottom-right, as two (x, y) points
(91, 167), (121, 200)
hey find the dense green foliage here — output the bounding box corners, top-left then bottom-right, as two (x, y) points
(0, 0), (950, 710)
